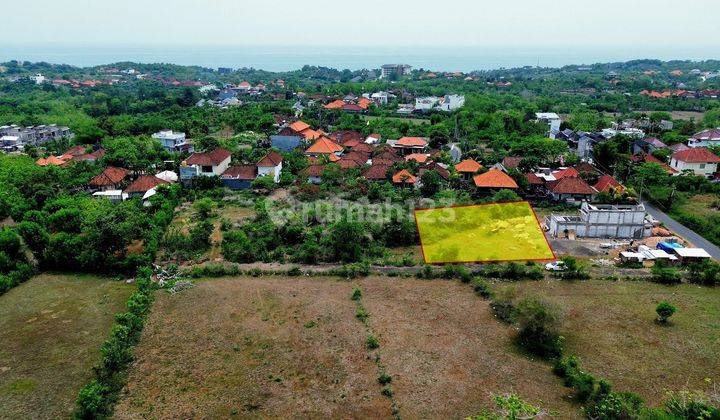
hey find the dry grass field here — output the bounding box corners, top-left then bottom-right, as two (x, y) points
(0, 274), (132, 419)
(499, 279), (720, 406)
(114, 276), (576, 418)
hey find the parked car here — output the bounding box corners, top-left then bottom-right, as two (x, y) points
(545, 261), (566, 271)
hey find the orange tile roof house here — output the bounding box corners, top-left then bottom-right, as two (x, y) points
(594, 174), (625, 194)
(362, 164), (391, 181)
(392, 169), (417, 186)
(391, 137), (429, 155)
(670, 147), (720, 178)
(405, 153), (429, 163)
(473, 169), (518, 190)
(288, 120), (311, 133)
(89, 167), (129, 191)
(455, 159), (482, 179)
(305, 137), (343, 157)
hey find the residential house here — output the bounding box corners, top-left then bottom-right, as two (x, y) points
(152, 129), (193, 153)
(89, 167), (129, 191)
(181, 148), (232, 181)
(455, 159), (482, 180)
(257, 151), (283, 183)
(436, 95), (465, 112)
(633, 137), (667, 155)
(305, 137), (343, 158)
(221, 165), (257, 190)
(473, 169), (519, 192)
(124, 175), (169, 198)
(303, 164), (325, 184)
(405, 153), (429, 164)
(593, 174), (625, 195)
(365, 133), (381, 144)
(390, 137), (429, 155)
(546, 176), (597, 203)
(688, 128), (720, 148)
(362, 164), (390, 182)
(631, 153), (678, 175)
(392, 169), (417, 187)
(670, 148), (720, 178)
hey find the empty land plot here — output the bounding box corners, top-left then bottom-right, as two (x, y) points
(114, 277), (392, 419)
(0, 274), (132, 419)
(415, 202), (555, 264)
(359, 276), (576, 418)
(500, 279), (720, 406)
(116, 276), (577, 418)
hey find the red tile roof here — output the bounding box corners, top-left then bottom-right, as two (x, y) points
(305, 137), (343, 155)
(330, 130), (364, 144)
(473, 169), (518, 189)
(186, 149), (231, 166)
(324, 100), (346, 110)
(548, 177), (596, 195)
(89, 167), (128, 187)
(692, 128), (720, 141)
(672, 147), (720, 163)
(257, 151), (283, 167)
(358, 98), (373, 109)
(395, 137), (428, 147)
(289, 121), (310, 133)
(501, 156), (523, 170)
(420, 162), (450, 180)
(526, 172), (544, 185)
(594, 174), (625, 193)
(405, 153), (429, 163)
(455, 159), (482, 173)
(124, 175), (169, 194)
(553, 167), (580, 179)
(362, 164), (390, 180)
(392, 169), (417, 184)
(303, 164), (325, 177)
(222, 165), (257, 180)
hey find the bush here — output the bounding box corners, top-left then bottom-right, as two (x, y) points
(381, 385), (393, 397)
(75, 380), (109, 419)
(355, 306), (369, 322)
(351, 286), (363, 301)
(378, 373), (392, 385)
(656, 301), (677, 324)
(584, 391), (645, 419)
(664, 390), (720, 419)
(490, 288), (518, 324)
(333, 262), (370, 279)
(557, 257), (590, 280)
(366, 335), (379, 349)
(651, 263), (682, 285)
(515, 297), (564, 358)
(472, 277), (493, 299)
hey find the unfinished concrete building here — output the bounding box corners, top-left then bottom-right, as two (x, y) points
(547, 203), (651, 239)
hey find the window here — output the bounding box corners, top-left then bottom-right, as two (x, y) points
(202, 165), (213, 173)
(699, 164), (706, 169)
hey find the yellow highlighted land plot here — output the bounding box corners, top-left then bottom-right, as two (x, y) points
(414, 202), (555, 264)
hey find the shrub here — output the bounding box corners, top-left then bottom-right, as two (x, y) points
(472, 277), (493, 299)
(584, 392), (645, 419)
(515, 297), (563, 358)
(286, 266), (302, 276)
(656, 301), (677, 324)
(355, 306), (369, 322)
(381, 385), (393, 397)
(366, 335), (379, 349)
(467, 394), (542, 420)
(490, 288), (518, 324)
(351, 286), (363, 301)
(651, 263), (682, 285)
(378, 373), (392, 385)
(557, 256), (590, 280)
(334, 262), (370, 279)
(664, 390), (720, 419)
(416, 265), (436, 279)
(75, 380), (109, 419)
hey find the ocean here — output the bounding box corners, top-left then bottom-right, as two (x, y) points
(1, 45), (719, 72)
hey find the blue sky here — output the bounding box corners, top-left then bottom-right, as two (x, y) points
(3, 0), (719, 48)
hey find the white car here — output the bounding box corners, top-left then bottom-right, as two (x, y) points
(545, 261), (566, 272)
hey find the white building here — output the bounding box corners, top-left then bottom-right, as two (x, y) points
(32, 74), (46, 84)
(256, 151), (283, 183)
(547, 203), (651, 239)
(415, 97), (439, 111)
(670, 148), (720, 178)
(436, 94), (465, 112)
(181, 149), (232, 181)
(380, 64), (411, 79)
(535, 112), (562, 132)
(152, 130), (193, 153)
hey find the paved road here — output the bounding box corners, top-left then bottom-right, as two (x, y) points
(643, 201), (720, 260)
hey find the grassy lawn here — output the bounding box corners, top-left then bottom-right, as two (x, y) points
(0, 274), (132, 419)
(415, 202), (554, 263)
(114, 276), (575, 418)
(677, 194), (718, 219)
(498, 279), (720, 406)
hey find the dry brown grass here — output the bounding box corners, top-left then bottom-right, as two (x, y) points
(0, 274), (132, 419)
(114, 277), (392, 419)
(114, 276), (577, 418)
(500, 279), (720, 406)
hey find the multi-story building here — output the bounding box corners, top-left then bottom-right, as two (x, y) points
(380, 64), (411, 79)
(152, 129), (193, 153)
(547, 203), (651, 239)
